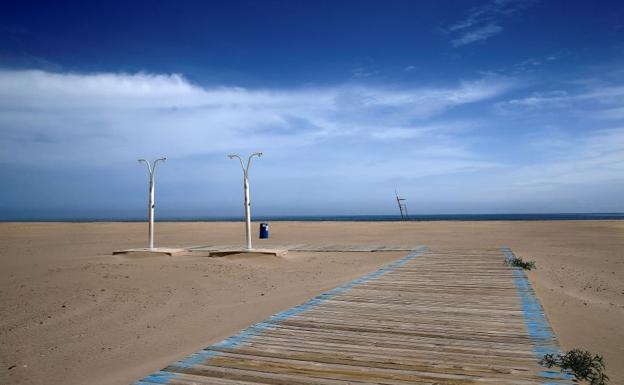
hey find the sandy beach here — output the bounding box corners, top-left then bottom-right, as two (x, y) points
(1, 221), (623, 385)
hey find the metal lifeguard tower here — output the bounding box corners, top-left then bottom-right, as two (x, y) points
(395, 190), (409, 220)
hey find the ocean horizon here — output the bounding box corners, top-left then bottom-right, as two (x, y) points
(2, 213), (624, 222)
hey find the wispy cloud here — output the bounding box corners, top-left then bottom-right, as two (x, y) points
(496, 90), (572, 110)
(351, 67), (379, 79)
(0, 69), (513, 174)
(496, 84), (624, 114)
(452, 24), (503, 47)
(508, 52), (567, 75)
(369, 121), (473, 141)
(2, 68), (623, 214)
(596, 106), (624, 120)
(446, 0), (536, 47)
(510, 127), (624, 189)
(515, 52), (564, 69)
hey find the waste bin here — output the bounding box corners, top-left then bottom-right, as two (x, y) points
(259, 222), (269, 239)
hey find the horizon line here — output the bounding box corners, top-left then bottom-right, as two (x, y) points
(2, 212), (624, 223)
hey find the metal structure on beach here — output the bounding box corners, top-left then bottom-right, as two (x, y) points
(395, 190), (409, 220)
(138, 157), (166, 249)
(228, 152), (263, 250)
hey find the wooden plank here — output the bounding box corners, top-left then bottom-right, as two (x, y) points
(133, 247), (574, 384)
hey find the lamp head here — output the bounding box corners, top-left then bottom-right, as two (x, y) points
(228, 154), (239, 159)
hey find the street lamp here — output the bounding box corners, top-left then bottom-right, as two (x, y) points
(138, 157), (166, 249)
(228, 152), (263, 250)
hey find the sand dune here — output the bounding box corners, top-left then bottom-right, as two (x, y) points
(1, 221), (622, 384)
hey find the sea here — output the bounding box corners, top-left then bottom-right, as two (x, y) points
(2, 213), (624, 222)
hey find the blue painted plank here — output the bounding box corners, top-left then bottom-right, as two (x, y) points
(502, 246), (575, 384)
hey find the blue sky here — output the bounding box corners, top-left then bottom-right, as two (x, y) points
(1, 0), (623, 219)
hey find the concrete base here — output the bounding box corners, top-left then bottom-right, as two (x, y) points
(200, 248), (288, 257)
(112, 247), (186, 256)
(188, 244), (420, 253)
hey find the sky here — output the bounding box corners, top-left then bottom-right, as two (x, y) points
(1, 0), (624, 219)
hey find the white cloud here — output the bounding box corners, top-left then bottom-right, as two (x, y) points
(370, 121), (474, 141)
(496, 84), (624, 113)
(452, 24), (503, 47)
(446, 0), (535, 47)
(0, 69), (513, 171)
(512, 52), (566, 74)
(2, 69), (624, 214)
(510, 127), (624, 189)
(496, 90), (571, 110)
(595, 106), (624, 120)
(370, 126), (429, 140)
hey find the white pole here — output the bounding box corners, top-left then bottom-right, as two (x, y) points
(229, 152), (262, 250)
(244, 175), (252, 250)
(149, 172), (155, 249)
(138, 157), (166, 250)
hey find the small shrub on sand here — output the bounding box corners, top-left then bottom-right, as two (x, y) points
(505, 255), (536, 270)
(540, 349), (609, 385)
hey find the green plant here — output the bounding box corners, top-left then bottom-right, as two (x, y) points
(505, 255), (536, 270)
(540, 349), (609, 385)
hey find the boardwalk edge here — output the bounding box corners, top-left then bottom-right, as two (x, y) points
(502, 246), (575, 384)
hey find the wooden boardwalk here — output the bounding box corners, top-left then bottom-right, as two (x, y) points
(135, 247), (573, 385)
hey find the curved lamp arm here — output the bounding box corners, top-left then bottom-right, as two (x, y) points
(152, 157), (167, 174)
(138, 157), (167, 176)
(137, 158), (152, 175)
(245, 152), (263, 175)
(228, 154), (246, 175)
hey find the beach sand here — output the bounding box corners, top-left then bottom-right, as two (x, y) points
(1, 221), (622, 385)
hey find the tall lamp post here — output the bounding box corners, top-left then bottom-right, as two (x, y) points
(138, 157), (166, 249)
(228, 152), (263, 250)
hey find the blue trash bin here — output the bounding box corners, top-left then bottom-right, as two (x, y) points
(259, 223), (269, 239)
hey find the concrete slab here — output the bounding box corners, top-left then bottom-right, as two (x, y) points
(189, 244), (419, 253)
(112, 247), (186, 256)
(198, 248), (288, 257)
